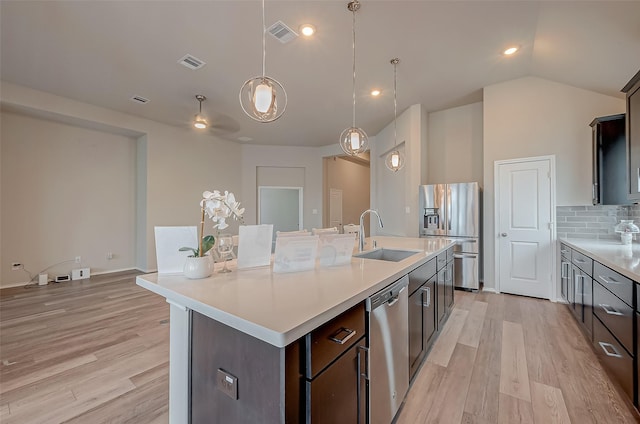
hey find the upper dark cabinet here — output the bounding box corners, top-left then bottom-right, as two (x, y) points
(591, 114), (629, 205)
(622, 69), (640, 201)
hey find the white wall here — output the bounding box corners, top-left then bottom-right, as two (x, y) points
(482, 76), (625, 291)
(0, 82), (242, 286)
(427, 102), (483, 184)
(241, 145), (323, 231)
(1, 112), (137, 284)
(371, 104), (427, 237)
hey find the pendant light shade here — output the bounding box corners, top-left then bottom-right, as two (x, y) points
(385, 58), (405, 172)
(239, 0), (287, 123)
(193, 94), (208, 129)
(339, 0), (368, 156)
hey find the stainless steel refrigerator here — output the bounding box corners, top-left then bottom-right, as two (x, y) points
(418, 182), (481, 290)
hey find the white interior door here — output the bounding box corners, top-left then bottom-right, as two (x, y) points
(329, 188), (343, 232)
(496, 157), (554, 299)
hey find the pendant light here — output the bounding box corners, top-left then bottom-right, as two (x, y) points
(193, 95), (208, 129)
(385, 58), (405, 172)
(239, 0), (287, 123)
(339, 0), (368, 156)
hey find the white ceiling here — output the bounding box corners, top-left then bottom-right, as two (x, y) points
(1, 1), (639, 147)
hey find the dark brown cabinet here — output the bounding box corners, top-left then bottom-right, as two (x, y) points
(560, 243), (571, 303)
(591, 114), (628, 205)
(570, 249), (593, 338)
(408, 258), (437, 380)
(623, 69), (640, 201)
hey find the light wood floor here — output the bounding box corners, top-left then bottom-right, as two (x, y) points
(1, 274), (639, 423)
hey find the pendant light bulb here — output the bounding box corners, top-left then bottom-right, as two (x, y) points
(239, 0), (287, 123)
(339, 0), (368, 156)
(193, 95), (208, 130)
(386, 58), (405, 172)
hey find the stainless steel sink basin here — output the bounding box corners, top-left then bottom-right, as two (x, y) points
(353, 248), (418, 262)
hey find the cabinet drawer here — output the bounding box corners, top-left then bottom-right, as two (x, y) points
(593, 262), (633, 306)
(446, 247), (454, 263)
(436, 252), (447, 270)
(305, 302), (365, 379)
(593, 281), (633, 354)
(560, 243), (571, 260)
(571, 250), (593, 277)
(408, 258), (436, 295)
(593, 316), (633, 400)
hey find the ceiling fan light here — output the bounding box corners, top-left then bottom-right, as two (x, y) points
(193, 94), (208, 129)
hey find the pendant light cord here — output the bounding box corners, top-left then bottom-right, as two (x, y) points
(393, 60), (397, 146)
(262, 0), (266, 77)
(351, 6), (356, 127)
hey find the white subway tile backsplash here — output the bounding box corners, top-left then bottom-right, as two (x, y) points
(557, 205), (629, 241)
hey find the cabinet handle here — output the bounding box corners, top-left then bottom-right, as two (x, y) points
(598, 275), (620, 285)
(356, 345), (368, 424)
(637, 167), (640, 193)
(328, 327), (356, 345)
(421, 286), (431, 308)
(357, 345), (369, 379)
(599, 304), (623, 316)
(561, 249), (569, 254)
(599, 341), (622, 358)
(574, 258), (587, 264)
(453, 253), (477, 259)
(561, 262), (569, 278)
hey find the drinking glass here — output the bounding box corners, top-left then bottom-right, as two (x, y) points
(217, 234), (234, 273)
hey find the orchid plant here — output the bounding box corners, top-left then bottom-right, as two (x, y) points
(179, 190), (245, 257)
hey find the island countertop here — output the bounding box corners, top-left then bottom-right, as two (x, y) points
(136, 236), (454, 348)
(559, 238), (640, 281)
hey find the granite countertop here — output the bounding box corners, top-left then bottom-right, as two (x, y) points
(136, 236), (454, 347)
(559, 238), (640, 282)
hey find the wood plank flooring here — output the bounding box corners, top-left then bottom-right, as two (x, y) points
(1, 274), (639, 423)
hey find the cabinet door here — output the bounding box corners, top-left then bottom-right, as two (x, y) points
(583, 277), (593, 339)
(571, 265), (584, 322)
(446, 261), (454, 310)
(306, 341), (366, 424)
(424, 277), (437, 348)
(436, 267), (446, 329)
(627, 77), (640, 200)
(408, 288), (425, 379)
(560, 259), (570, 302)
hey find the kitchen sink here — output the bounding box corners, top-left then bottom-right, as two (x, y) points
(353, 248), (419, 262)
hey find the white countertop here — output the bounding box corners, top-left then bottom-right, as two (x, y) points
(136, 236), (454, 348)
(559, 238), (640, 282)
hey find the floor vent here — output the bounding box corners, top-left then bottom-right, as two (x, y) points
(178, 54), (206, 70)
(268, 21), (298, 44)
(130, 95), (150, 104)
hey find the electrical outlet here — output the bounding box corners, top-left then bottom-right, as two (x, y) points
(11, 262), (22, 271)
(106, 252), (113, 260)
(216, 369), (238, 400)
(75, 256), (81, 264)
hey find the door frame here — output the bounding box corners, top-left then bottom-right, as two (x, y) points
(493, 155), (557, 301)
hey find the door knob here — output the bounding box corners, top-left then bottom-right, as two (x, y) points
(501, 232), (508, 237)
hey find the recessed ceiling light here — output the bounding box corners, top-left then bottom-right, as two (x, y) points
(503, 46), (519, 56)
(371, 89), (381, 97)
(300, 24), (315, 37)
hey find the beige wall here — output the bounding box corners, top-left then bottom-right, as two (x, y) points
(427, 102), (483, 184)
(371, 104), (427, 237)
(1, 82), (242, 286)
(324, 156), (370, 234)
(240, 144), (323, 231)
(482, 76), (625, 291)
(1, 112), (137, 285)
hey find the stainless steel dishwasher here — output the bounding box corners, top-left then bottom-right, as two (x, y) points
(366, 275), (409, 424)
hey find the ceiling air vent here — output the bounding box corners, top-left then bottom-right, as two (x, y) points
(268, 21), (298, 44)
(130, 95), (149, 104)
(178, 54), (206, 70)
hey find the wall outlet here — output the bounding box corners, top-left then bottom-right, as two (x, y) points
(216, 369), (238, 400)
(75, 256), (82, 264)
(106, 252), (113, 260)
(71, 267), (91, 281)
(11, 262), (22, 271)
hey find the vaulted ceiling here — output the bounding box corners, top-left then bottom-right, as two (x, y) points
(1, 1), (639, 147)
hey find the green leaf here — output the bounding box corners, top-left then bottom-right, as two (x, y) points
(201, 235), (216, 255)
(178, 247), (198, 257)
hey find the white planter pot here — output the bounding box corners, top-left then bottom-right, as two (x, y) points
(183, 255), (214, 279)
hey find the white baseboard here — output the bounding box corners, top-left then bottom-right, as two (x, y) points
(91, 267), (139, 276)
(482, 287), (499, 294)
(0, 280), (31, 289)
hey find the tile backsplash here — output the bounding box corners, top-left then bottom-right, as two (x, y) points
(556, 205), (633, 240)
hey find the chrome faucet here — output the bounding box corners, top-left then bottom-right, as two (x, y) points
(359, 209), (384, 252)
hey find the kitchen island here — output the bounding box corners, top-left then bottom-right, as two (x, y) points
(137, 236), (455, 423)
